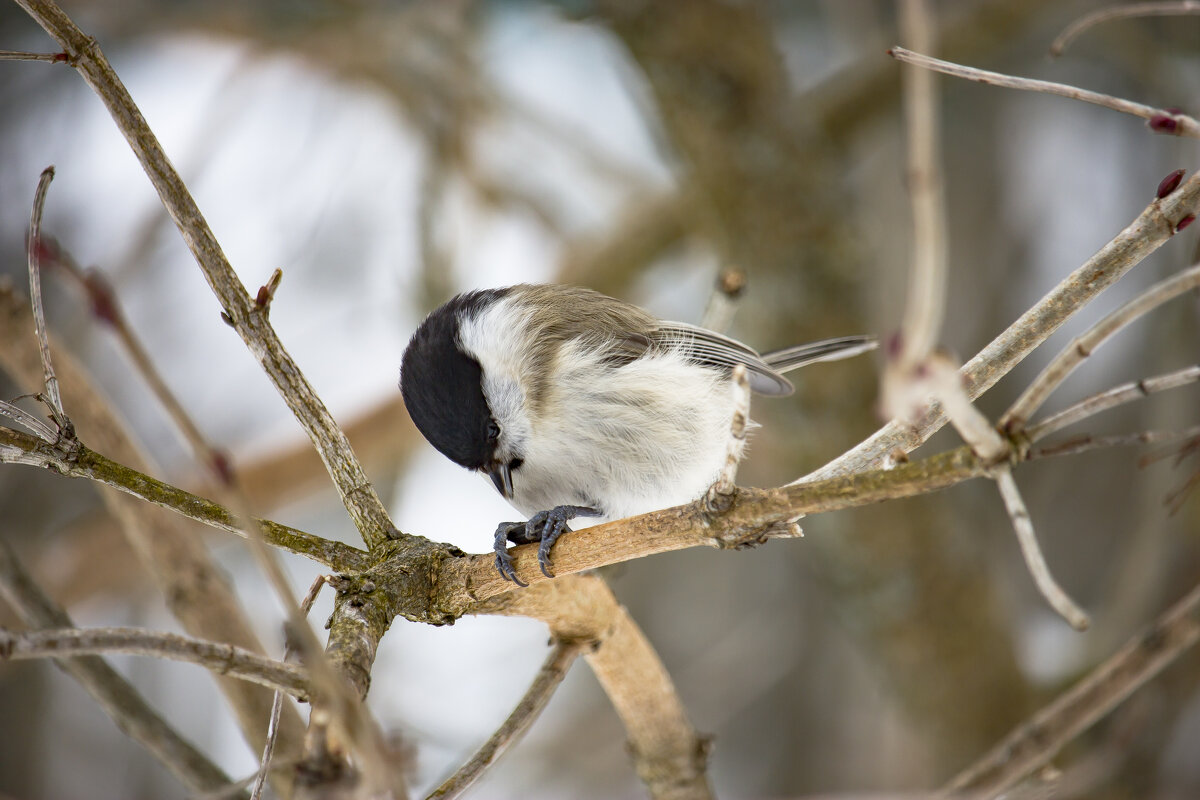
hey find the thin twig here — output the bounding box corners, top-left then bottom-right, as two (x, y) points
(804, 171), (1200, 482)
(703, 364), (752, 512)
(0, 398), (59, 443)
(1003, 261), (1200, 432)
(250, 574), (329, 800)
(0, 626), (310, 697)
(945, 580), (1200, 795)
(924, 353), (1008, 463)
(1027, 365), (1200, 442)
(1051, 2), (1200, 57)
(1028, 425), (1200, 461)
(896, 0), (948, 364)
(0, 542), (242, 797)
(0, 48), (65, 61)
(888, 47), (1200, 138)
(992, 466), (1090, 631)
(427, 640), (587, 800)
(25, 166), (68, 430)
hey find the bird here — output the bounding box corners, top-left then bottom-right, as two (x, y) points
(399, 283), (874, 585)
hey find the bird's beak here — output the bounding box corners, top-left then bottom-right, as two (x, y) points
(486, 461), (514, 499)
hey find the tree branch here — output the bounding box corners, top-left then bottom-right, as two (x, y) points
(0, 541), (242, 797)
(945, 580), (1200, 796)
(0, 425), (369, 572)
(0, 626), (310, 698)
(803, 170), (1200, 482)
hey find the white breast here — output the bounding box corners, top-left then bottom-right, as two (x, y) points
(458, 297), (744, 522)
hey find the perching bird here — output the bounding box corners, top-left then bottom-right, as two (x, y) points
(400, 284), (874, 584)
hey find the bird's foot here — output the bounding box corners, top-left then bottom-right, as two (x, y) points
(492, 505), (601, 583)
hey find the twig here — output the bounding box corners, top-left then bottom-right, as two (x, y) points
(703, 364), (752, 513)
(0, 48), (66, 61)
(1028, 425), (1200, 461)
(0, 626), (310, 697)
(888, 47), (1200, 138)
(945, 579), (1200, 795)
(992, 467), (1090, 631)
(0, 541), (242, 797)
(0, 398), (59, 443)
(1003, 261), (1200, 432)
(427, 639), (587, 800)
(251, 574), (328, 800)
(699, 267), (746, 334)
(1051, 2), (1200, 57)
(25, 166), (69, 432)
(895, 0), (948, 365)
(1027, 365), (1200, 442)
(923, 353), (1009, 463)
(803, 170), (1200, 482)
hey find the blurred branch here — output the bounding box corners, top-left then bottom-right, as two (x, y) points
(12, 0), (399, 552)
(1027, 365), (1200, 442)
(805, 170), (1200, 481)
(0, 425), (369, 572)
(1002, 261), (1200, 432)
(0, 626), (310, 697)
(25, 166), (68, 433)
(0, 284), (306, 782)
(1051, 2), (1200, 57)
(427, 639), (587, 800)
(992, 466), (1090, 631)
(699, 267), (746, 334)
(0, 48), (66, 61)
(0, 541), (242, 798)
(945, 580), (1200, 797)
(889, 47), (1200, 138)
(481, 575), (714, 800)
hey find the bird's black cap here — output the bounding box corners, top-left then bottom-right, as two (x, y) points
(400, 288), (510, 470)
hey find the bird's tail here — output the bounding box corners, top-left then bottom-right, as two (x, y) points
(761, 335), (876, 373)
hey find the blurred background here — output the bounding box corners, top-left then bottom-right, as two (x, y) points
(1, 0), (1199, 797)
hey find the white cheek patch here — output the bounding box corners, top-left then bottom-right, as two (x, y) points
(457, 298), (535, 456)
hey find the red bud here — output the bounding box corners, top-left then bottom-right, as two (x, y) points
(1157, 169), (1186, 199)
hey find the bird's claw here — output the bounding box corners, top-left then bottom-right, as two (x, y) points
(492, 505), (601, 583)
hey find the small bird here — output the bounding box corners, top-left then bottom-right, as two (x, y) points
(400, 284), (874, 585)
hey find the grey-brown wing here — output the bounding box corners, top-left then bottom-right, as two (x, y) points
(649, 322), (794, 395)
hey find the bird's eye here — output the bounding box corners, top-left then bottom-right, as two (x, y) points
(487, 421), (501, 443)
(509, 457), (523, 471)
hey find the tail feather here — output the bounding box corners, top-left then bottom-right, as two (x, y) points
(762, 335), (876, 373)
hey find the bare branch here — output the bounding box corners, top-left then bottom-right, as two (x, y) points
(1003, 261), (1200, 432)
(1028, 425), (1200, 461)
(804, 170), (1200, 481)
(0, 48), (66, 61)
(0, 398), (59, 443)
(0, 541), (241, 796)
(888, 47), (1200, 138)
(12, 0), (398, 551)
(480, 576), (714, 800)
(25, 166), (69, 432)
(895, 0), (948, 364)
(945, 580), (1200, 795)
(992, 467), (1090, 630)
(1027, 365), (1200, 442)
(0, 425), (370, 572)
(427, 640), (587, 800)
(1051, 2), (1200, 57)
(703, 365), (752, 513)
(0, 626), (310, 697)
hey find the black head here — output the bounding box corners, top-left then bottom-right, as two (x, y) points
(400, 288), (511, 470)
